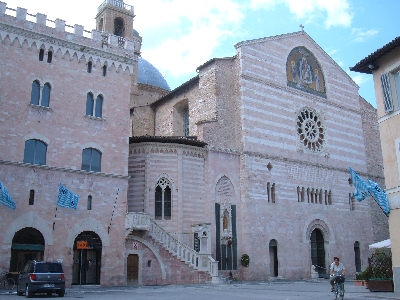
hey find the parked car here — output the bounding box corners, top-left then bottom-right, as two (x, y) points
(17, 260), (65, 297)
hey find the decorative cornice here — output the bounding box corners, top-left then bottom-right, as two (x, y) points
(130, 142), (207, 158)
(0, 22), (135, 73)
(0, 159), (129, 179)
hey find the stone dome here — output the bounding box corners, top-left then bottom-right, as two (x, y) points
(137, 57), (170, 91)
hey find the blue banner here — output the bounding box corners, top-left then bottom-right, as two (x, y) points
(368, 179), (390, 216)
(0, 180), (16, 210)
(349, 168), (371, 201)
(57, 184), (79, 209)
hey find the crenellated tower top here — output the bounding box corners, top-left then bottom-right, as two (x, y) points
(96, 0), (136, 41)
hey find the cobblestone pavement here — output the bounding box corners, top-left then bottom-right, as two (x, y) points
(1, 279), (399, 300)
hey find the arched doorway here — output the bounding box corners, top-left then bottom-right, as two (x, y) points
(10, 227), (44, 272)
(72, 231), (102, 285)
(310, 228), (326, 277)
(127, 254), (139, 286)
(269, 239), (278, 277)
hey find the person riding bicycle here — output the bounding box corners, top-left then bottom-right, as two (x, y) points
(330, 256), (346, 292)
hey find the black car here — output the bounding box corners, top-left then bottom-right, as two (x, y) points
(17, 260), (65, 297)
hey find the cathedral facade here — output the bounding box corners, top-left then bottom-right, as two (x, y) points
(128, 31), (389, 283)
(0, 0), (388, 286)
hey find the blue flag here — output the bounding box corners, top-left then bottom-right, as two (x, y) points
(57, 184), (79, 209)
(349, 168), (371, 201)
(368, 179), (390, 216)
(0, 180), (16, 210)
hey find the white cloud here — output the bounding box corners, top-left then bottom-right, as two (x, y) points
(351, 28), (379, 43)
(350, 73), (369, 86)
(249, 0), (352, 28)
(134, 0), (244, 80)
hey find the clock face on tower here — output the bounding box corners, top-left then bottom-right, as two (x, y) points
(296, 107), (325, 152)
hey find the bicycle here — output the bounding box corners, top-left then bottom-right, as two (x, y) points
(0, 271), (16, 290)
(333, 275), (345, 300)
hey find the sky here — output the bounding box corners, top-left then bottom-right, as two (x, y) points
(3, 0), (399, 107)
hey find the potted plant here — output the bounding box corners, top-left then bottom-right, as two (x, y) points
(241, 254), (250, 267)
(354, 266), (371, 286)
(367, 249), (393, 292)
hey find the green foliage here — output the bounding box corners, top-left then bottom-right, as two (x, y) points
(241, 253), (250, 267)
(369, 249), (393, 280)
(355, 266), (371, 280)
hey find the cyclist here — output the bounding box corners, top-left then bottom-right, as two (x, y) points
(330, 256), (346, 292)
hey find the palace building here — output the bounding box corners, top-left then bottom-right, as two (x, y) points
(0, 0), (389, 286)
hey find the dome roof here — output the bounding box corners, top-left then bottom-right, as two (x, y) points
(137, 57), (170, 91)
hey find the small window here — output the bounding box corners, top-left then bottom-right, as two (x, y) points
(114, 17), (124, 37)
(47, 51), (53, 63)
(81, 148), (101, 172)
(87, 195), (92, 210)
(87, 61), (92, 73)
(102, 65), (107, 77)
(183, 107), (189, 136)
(29, 189), (35, 205)
(381, 73), (394, 112)
(24, 139), (47, 165)
(86, 92), (94, 116)
(95, 95), (103, 118)
(39, 49), (44, 61)
(41, 83), (51, 107)
(30, 80), (40, 105)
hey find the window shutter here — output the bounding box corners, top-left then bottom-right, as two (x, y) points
(381, 73), (393, 112)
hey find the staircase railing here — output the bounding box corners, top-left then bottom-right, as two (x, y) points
(126, 212), (219, 279)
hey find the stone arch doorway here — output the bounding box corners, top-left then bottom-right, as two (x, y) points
(127, 254), (139, 286)
(310, 228), (326, 277)
(10, 227), (44, 272)
(269, 239), (278, 277)
(72, 231), (102, 285)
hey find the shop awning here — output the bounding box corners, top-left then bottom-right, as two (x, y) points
(369, 239), (391, 249)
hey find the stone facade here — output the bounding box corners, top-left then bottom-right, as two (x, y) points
(127, 31), (389, 282)
(0, 0), (389, 287)
(0, 1), (135, 286)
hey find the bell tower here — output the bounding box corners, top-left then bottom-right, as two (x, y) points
(95, 0), (135, 40)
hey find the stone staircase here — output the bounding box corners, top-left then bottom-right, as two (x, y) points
(126, 212), (221, 283)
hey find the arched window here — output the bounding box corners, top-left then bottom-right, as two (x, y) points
(155, 178), (172, 220)
(41, 83), (51, 107)
(183, 107), (189, 136)
(39, 48), (44, 61)
(87, 61), (92, 73)
(81, 148), (101, 172)
(87, 195), (92, 210)
(97, 18), (104, 32)
(95, 95), (103, 118)
(47, 50), (53, 63)
(102, 65), (107, 77)
(24, 139), (47, 165)
(114, 17), (124, 37)
(86, 92), (94, 116)
(173, 100), (189, 136)
(30, 81), (40, 105)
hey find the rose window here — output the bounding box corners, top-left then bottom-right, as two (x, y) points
(297, 108), (325, 152)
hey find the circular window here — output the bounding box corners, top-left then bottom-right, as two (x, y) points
(297, 108), (325, 152)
